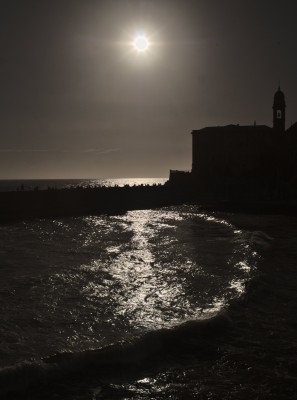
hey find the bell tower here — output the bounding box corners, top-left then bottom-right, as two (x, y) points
(273, 86), (286, 132)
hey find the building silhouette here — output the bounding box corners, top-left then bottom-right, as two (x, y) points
(169, 87), (297, 201)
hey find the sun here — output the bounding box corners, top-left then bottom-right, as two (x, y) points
(133, 34), (150, 53)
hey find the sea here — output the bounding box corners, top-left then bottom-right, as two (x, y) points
(0, 178), (297, 399)
(0, 178), (168, 192)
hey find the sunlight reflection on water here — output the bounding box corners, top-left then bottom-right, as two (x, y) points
(79, 208), (256, 331)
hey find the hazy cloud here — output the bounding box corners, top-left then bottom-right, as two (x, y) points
(0, 149), (49, 153)
(0, 148), (120, 154)
(82, 148), (120, 154)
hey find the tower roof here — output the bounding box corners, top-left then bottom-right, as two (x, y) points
(273, 86), (286, 105)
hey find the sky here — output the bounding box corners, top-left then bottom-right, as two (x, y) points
(1, 0), (297, 179)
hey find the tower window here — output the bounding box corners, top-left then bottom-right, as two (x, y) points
(277, 110), (282, 119)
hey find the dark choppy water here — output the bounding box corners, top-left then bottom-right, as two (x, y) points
(0, 206), (254, 366)
(1, 203), (296, 399)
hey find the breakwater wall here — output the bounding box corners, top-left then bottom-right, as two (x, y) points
(2, 183), (297, 222)
(0, 184), (189, 222)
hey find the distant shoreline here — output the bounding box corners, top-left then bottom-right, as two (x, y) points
(0, 178), (168, 193)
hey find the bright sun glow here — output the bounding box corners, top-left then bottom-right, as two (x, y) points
(133, 34), (150, 52)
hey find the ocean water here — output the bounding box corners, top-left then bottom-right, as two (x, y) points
(0, 178), (168, 192)
(1, 196), (297, 398)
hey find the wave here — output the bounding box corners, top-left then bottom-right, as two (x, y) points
(0, 227), (274, 398)
(0, 312), (232, 398)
